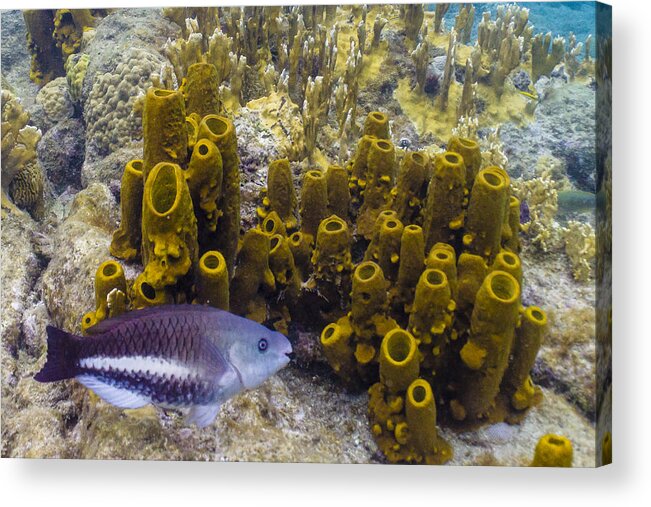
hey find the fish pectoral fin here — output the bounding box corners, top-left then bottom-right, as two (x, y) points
(186, 403), (222, 428)
(76, 375), (150, 409)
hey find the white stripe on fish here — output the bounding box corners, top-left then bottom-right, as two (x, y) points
(79, 355), (194, 379)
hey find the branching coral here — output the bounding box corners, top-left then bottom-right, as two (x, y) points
(563, 220), (596, 282)
(531, 32), (565, 82)
(434, 4), (450, 33)
(512, 155), (596, 280)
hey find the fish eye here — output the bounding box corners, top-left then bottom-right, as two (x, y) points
(258, 338), (268, 352)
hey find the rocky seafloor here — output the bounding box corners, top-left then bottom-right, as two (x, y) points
(1, 8), (599, 465)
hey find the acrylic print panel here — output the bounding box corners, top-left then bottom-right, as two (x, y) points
(0, 2), (611, 467)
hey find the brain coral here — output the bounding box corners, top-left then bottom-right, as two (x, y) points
(10, 161), (45, 219)
(36, 77), (75, 123)
(83, 47), (171, 158)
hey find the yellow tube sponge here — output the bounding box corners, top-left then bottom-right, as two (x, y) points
(183, 62), (220, 118)
(456, 252), (488, 312)
(351, 261), (390, 327)
(349, 262), (398, 373)
(425, 243), (458, 300)
(393, 224), (425, 313)
(392, 151), (429, 226)
(311, 215), (353, 310)
(23, 10), (64, 85)
(141, 162), (198, 290)
(186, 138), (223, 244)
(269, 234), (299, 289)
(261, 210), (288, 238)
(454, 271), (520, 420)
(531, 434), (573, 467)
(321, 322), (356, 384)
(197, 115), (240, 275)
(503, 306), (546, 410)
(143, 88), (188, 181)
(186, 116), (199, 152)
(422, 152), (466, 251)
(490, 250), (523, 287)
(110, 160), (144, 261)
(260, 158), (298, 230)
(358, 138), (396, 238)
(195, 251), (229, 310)
(363, 111), (390, 139)
(131, 273), (173, 309)
(81, 311), (98, 335)
(505, 195), (522, 253)
(93, 260), (127, 322)
(53, 9), (95, 63)
(448, 136), (482, 189)
(405, 379), (452, 464)
(325, 164), (351, 221)
(602, 432), (612, 465)
(350, 134), (375, 186)
(268, 234), (300, 333)
(463, 167), (509, 260)
(379, 328), (420, 393)
(408, 269), (454, 377)
(364, 214), (404, 282)
(288, 231), (313, 282)
(299, 170), (328, 240)
(230, 228), (275, 322)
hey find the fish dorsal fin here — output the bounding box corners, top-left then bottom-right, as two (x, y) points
(76, 375), (150, 409)
(186, 402), (222, 428)
(84, 304), (229, 336)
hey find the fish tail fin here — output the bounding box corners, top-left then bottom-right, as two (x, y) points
(34, 326), (82, 382)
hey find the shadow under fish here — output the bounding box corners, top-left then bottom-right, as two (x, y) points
(34, 305), (293, 428)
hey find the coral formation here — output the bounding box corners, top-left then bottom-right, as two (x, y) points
(36, 77), (74, 124)
(84, 48), (173, 158)
(65, 52), (90, 104)
(1, 88), (44, 219)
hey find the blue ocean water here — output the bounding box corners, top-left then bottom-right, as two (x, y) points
(429, 2), (597, 57)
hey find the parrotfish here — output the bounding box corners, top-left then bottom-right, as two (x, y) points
(34, 305), (292, 428)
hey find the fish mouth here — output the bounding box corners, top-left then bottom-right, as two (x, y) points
(280, 336), (293, 362)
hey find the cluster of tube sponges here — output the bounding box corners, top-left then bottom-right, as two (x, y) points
(309, 111), (549, 464)
(86, 90), (550, 464)
(85, 61), (240, 328)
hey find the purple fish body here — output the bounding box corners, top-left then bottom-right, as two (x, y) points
(35, 305), (292, 427)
